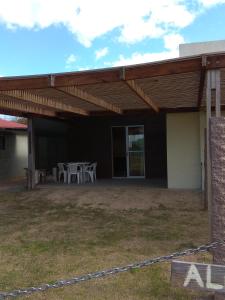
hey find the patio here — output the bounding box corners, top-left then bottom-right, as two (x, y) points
(32, 113), (167, 188)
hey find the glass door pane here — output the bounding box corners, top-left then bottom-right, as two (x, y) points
(112, 127), (127, 177)
(129, 152), (145, 176)
(128, 126), (145, 177)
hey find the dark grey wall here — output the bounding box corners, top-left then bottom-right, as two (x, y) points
(34, 114), (167, 180)
(34, 118), (69, 170)
(67, 113), (167, 179)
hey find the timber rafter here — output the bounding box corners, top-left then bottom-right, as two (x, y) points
(57, 86), (123, 114)
(125, 80), (159, 112)
(0, 90), (89, 116)
(197, 55), (207, 109)
(0, 98), (56, 117)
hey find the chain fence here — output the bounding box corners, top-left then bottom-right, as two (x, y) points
(0, 240), (224, 299)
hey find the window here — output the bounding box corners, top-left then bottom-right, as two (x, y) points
(0, 135), (5, 150)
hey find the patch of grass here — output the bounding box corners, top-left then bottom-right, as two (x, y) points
(0, 186), (209, 299)
(0, 239), (81, 256)
(177, 241), (197, 250)
(141, 227), (181, 241)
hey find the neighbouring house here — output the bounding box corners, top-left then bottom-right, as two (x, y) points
(0, 40), (224, 189)
(0, 118), (27, 180)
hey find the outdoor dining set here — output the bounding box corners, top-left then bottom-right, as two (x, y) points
(57, 162), (97, 184)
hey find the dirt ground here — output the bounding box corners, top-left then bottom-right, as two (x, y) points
(0, 180), (210, 299)
(41, 180), (204, 210)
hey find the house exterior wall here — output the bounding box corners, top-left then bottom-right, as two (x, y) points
(34, 114), (167, 181)
(179, 40), (225, 57)
(34, 118), (69, 170)
(167, 112), (202, 189)
(0, 131), (28, 180)
(67, 114), (167, 180)
(34, 111), (208, 190)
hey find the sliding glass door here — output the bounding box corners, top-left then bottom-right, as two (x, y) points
(127, 126), (145, 177)
(112, 125), (145, 178)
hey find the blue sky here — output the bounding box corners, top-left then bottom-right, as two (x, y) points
(0, 0), (225, 77)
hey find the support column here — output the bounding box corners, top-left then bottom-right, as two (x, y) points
(210, 117), (225, 300)
(206, 71), (212, 211)
(215, 70), (221, 117)
(207, 69), (222, 300)
(27, 118), (35, 189)
(206, 70), (221, 212)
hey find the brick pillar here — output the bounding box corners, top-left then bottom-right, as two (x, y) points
(210, 117), (225, 300)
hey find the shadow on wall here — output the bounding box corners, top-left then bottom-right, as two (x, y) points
(0, 132), (28, 180)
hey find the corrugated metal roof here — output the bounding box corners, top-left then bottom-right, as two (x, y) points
(0, 118), (27, 129)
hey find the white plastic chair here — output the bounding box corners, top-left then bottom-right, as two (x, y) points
(67, 163), (81, 184)
(84, 162), (97, 183)
(57, 163), (67, 183)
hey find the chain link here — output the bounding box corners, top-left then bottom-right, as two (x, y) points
(0, 240), (224, 299)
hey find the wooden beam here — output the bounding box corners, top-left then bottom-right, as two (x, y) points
(55, 57), (202, 86)
(27, 118), (36, 189)
(197, 68), (206, 108)
(0, 54), (224, 91)
(0, 98), (56, 117)
(125, 80), (159, 112)
(0, 57), (203, 89)
(206, 54), (225, 70)
(125, 57), (202, 81)
(1, 90), (89, 116)
(0, 75), (50, 91)
(206, 70), (212, 219)
(0, 108), (27, 118)
(197, 56), (207, 109)
(89, 107), (199, 117)
(58, 86), (123, 114)
(126, 54), (225, 81)
(215, 70), (221, 117)
(54, 69), (122, 87)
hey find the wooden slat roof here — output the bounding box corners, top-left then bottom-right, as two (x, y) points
(0, 53), (225, 119)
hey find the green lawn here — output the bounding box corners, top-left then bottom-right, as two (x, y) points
(0, 184), (211, 299)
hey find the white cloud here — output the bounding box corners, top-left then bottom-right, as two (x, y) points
(119, 2), (194, 43)
(0, 0), (197, 47)
(0, 0), (223, 47)
(110, 50), (178, 67)
(65, 53), (77, 69)
(198, 0), (225, 6)
(164, 33), (185, 51)
(77, 66), (91, 71)
(95, 47), (109, 60)
(108, 33), (183, 67)
(118, 18), (165, 44)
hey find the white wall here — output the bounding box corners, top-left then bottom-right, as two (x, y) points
(0, 131), (28, 180)
(179, 40), (225, 57)
(167, 112), (201, 189)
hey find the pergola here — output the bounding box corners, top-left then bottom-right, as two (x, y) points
(0, 53), (225, 119)
(0, 52), (224, 191)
